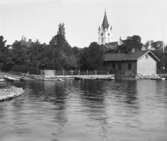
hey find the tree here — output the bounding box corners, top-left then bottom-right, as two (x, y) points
(48, 23), (78, 70)
(118, 35), (143, 53)
(0, 36), (12, 71)
(151, 41), (164, 50)
(80, 42), (106, 70)
(0, 36), (6, 49)
(57, 23), (65, 38)
(49, 23), (66, 46)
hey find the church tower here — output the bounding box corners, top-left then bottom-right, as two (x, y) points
(98, 11), (112, 45)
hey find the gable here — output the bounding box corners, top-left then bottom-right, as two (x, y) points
(137, 52), (160, 62)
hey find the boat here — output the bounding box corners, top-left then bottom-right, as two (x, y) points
(0, 78), (5, 82)
(161, 77), (166, 80)
(4, 75), (20, 82)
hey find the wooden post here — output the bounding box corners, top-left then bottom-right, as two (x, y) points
(78, 70), (80, 75)
(62, 70), (64, 75)
(94, 70), (97, 75)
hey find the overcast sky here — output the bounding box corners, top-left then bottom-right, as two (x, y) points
(0, 0), (166, 47)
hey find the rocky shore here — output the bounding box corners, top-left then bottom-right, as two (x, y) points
(0, 86), (24, 102)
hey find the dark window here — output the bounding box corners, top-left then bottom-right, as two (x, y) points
(145, 54), (149, 59)
(128, 63), (132, 70)
(118, 64), (121, 70)
(112, 63), (115, 69)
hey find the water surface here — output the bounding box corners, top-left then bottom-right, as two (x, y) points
(0, 80), (167, 141)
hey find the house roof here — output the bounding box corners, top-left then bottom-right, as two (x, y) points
(104, 50), (160, 62)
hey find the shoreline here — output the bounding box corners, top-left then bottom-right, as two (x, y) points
(0, 86), (24, 102)
(0, 72), (166, 81)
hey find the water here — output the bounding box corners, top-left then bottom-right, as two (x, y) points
(0, 80), (167, 141)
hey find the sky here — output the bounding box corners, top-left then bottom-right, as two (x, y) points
(0, 0), (167, 47)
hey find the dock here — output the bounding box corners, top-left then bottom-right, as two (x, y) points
(74, 74), (115, 80)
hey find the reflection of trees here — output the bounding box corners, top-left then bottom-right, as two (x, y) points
(115, 81), (139, 114)
(26, 81), (45, 96)
(0, 104), (5, 119)
(43, 81), (68, 134)
(80, 80), (105, 105)
(79, 80), (108, 138)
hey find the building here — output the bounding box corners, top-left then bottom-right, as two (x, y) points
(98, 11), (112, 45)
(104, 50), (160, 79)
(42, 70), (56, 78)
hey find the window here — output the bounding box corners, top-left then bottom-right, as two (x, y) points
(145, 54), (149, 59)
(128, 63), (132, 70)
(112, 63), (115, 69)
(118, 64), (121, 70)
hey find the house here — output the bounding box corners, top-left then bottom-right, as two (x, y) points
(103, 50), (160, 80)
(41, 70), (56, 78)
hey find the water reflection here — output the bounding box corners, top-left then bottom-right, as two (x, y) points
(0, 80), (167, 141)
(78, 80), (109, 139)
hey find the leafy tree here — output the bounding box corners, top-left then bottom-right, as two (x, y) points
(0, 36), (13, 71)
(48, 23), (78, 70)
(57, 23), (65, 38)
(118, 35), (143, 53)
(80, 42), (106, 70)
(151, 41), (164, 50)
(49, 23), (66, 46)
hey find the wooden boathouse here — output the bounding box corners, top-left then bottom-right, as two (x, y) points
(103, 50), (160, 80)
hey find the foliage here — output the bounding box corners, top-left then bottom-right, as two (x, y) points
(1, 26), (167, 74)
(0, 36), (13, 71)
(79, 42), (106, 70)
(118, 35), (143, 53)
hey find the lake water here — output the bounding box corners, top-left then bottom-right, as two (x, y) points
(0, 80), (167, 141)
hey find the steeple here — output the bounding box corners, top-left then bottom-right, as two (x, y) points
(102, 10), (109, 29)
(98, 10), (112, 45)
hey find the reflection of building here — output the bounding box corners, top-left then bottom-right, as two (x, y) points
(98, 11), (112, 45)
(104, 50), (160, 79)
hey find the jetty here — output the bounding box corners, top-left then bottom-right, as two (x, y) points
(74, 74), (115, 80)
(0, 86), (24, 102)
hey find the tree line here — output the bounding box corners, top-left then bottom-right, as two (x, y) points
(0, 24), (166, 74)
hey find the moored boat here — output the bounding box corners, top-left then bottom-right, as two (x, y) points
(4, 75), (20, 82)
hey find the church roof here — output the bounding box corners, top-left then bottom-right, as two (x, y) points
(102, 11), (109, 29)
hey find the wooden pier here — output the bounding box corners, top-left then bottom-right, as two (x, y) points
(73, 74), (115, 80)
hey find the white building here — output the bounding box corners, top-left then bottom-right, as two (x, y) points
(98, 11), (112, 45)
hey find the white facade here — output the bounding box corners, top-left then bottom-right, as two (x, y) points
(137, 54), (157, 75)
(98, 11), (112, 45)
(43, 70), (56, 78)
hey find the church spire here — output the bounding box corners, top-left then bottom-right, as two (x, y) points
(102, 10), (109, 29)
(98, 10), (112, 45)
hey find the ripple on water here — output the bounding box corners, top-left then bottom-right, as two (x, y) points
(0, 80), (167, 141)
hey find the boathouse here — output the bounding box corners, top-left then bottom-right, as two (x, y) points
(104, 50), (160, 79)
(42, 70), (56, 78)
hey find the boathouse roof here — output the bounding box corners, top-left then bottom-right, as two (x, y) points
(104, 50), (160, 62)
